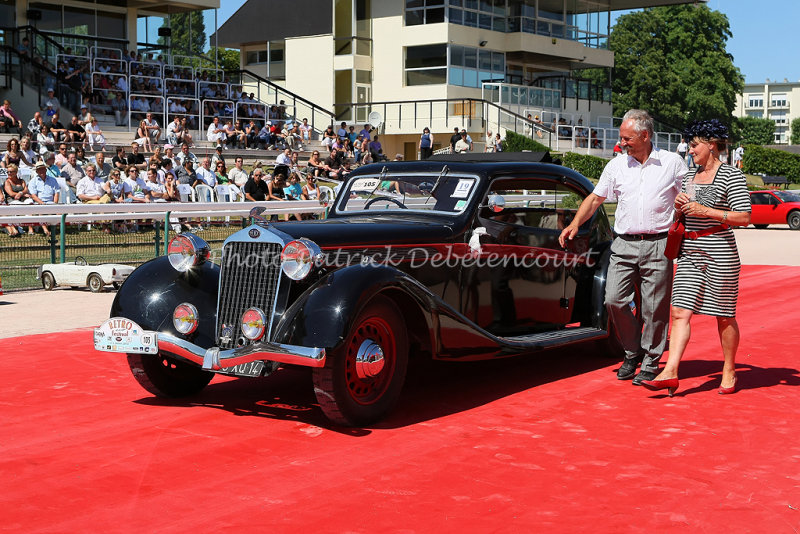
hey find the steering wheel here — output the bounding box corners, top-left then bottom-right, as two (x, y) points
(75, 256), (88, 266)
(364, 196), (408, 210)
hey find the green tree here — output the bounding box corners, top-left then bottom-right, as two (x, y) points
(158, 12), (206, 58)
(608, 5), (743, 128)
(733, 116), (775, 145)
(791, 118), (800, 145)
(208, 47), (241, 72)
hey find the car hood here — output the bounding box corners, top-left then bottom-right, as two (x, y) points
(269, 215), (462, 247)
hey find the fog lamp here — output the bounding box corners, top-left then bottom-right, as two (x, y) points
(241, 308), (267, 341)
(173, 303), (199, 335)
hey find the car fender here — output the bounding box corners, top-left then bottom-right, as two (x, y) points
(590, 244), (613, 329)
(272, 264), (436, 352)
(110, 256), (220, 349)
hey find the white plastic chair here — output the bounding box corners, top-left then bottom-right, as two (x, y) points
(214, 184), (233, 202)
(318, 185), (335, 204)
(227, 183), (245, 202)
(195, 184), (215, 203)
(177, 183), (195, 203)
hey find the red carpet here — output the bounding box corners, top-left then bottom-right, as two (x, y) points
(2, 265), (799, 533)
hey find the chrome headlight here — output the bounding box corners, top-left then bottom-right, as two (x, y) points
(173, 303), (199, 335)
(167, 233), (210, 272)
(281, 239), (322, 281)
(241, 308), (267, 341)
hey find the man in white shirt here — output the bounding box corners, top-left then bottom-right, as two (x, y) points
(76, 164), (110, 203)
(559, 109), (687, 385)
(207, 116), (226, 145)
(124, 169), (151, 202)
(275, 148), (292, 166)
(166, 115), (182, 146)
(144, 168), (168, 201)
(228, 157), (248, 188)
(195, 157), (217, 188)
(143, 112), (161, 144)
(174, 142), (198, 168)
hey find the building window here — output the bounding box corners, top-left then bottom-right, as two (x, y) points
(405, 0), (445, 26)
(746, 110), (763, 119)
(405, 44), (447, 85)
(770, 110), (787, 125)
(245, 50), (269, 64)
(244, 42), (284, 79)
(771, 93), (787, 107)
(748, 94), (763, 108)
(449, 45), (504, 88)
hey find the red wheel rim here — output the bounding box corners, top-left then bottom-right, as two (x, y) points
(344, 315), (396, 405)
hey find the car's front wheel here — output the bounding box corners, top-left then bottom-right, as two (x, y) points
(788, 211), (800, 230)
(127, 353), (213, 397)
(313, 295), (408, 427)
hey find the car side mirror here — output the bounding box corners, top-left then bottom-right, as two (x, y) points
(487, 194), (505, 213)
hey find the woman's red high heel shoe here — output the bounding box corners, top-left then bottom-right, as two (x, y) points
(718, 376), (737, 395)
(641, 377), (679, 397)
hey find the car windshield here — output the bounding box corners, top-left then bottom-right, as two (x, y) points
(774, 191), (800, 203)
(334, 172), (479, 215)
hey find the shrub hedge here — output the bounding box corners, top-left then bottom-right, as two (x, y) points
(561, 152), (609, 181)
(501, 130), (551, 153)
(742, 145), (800, 183)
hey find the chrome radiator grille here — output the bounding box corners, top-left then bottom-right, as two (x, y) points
(217, 241), (282, 349)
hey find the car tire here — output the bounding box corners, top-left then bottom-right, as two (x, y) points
(42, 271), (55, 291)
(87, 273), (104, 293)
(753, 224), (769, 229)
(788, 211), (800, 230)
(313, 295), (408, 427)
(127, 352), (213, 398)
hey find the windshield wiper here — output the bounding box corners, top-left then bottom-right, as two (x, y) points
(425, 165), (449, 205)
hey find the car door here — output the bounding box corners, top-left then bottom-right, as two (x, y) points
(749, 192), (779, 225)
(462, 176), (586, 337)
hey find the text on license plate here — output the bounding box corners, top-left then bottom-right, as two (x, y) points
(219, 361), (265, 377)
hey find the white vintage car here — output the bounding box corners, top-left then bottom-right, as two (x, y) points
(37, 256), (135, 292)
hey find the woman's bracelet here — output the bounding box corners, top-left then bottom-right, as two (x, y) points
(722, 211), (728, 223)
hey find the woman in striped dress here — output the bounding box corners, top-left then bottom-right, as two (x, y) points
(642, 120), (751, 396)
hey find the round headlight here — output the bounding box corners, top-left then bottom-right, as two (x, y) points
(241, 308), (267, 341)
(281, 239), (322, 280)
(167, 234), (210, 272)
(173, 303), (199, 335)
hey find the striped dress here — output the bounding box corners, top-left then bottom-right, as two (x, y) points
(671, 164), (751, 317)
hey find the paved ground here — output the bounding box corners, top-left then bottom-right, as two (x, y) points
(2, 226), (799, 339)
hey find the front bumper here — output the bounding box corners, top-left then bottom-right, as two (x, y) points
(158, 333), (326, 370)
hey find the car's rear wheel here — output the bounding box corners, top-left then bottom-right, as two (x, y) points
(753, 224), (769, 229)
(41, 272), (55, 291)
(127, 352), (213, 397)
(788, 211), (800, 230)
(87, 273), (104, 293)
(313, 295), (408, 427)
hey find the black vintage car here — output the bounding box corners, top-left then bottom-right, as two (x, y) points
(95, 157), (617, 426)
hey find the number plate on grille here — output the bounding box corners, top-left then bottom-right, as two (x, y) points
(218, 360), (265, 377)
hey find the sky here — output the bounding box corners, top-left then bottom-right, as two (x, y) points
(204, 0), (796, 85)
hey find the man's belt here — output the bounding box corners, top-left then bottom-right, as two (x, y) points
(617, 232), (669, 241)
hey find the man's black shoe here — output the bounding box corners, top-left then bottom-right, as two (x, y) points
(616, 355), (643, 380)
(632, 370), (657, 386)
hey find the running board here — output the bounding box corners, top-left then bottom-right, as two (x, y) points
(498, 327), (608, 350)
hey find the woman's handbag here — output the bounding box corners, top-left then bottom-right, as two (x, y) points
(664, 216), (685, 260)
(664, 215), (730, 260)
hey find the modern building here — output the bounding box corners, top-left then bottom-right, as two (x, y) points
(734, 80), (800, 145)
(213, 0), (703, 157)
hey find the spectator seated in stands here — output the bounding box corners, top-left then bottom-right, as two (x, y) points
(207, 116), (226, 146)
(37, 125), (56, 154)
(306, 150), (330, 179)
(176, 159), (197, 186)
(103, 169), (128, 204)
(133, 119), (154, 152)
(41, 88), (60, 114)
(60, 151), (85, 196)
(3, 164), (34, 206)
(228, 120), (247, 149)
(124, 165), (151, 203)
(166, 115), (183, 146)
(243, 167), (269, 201)
(75, 146), (90, 167)
(321, 125), (337, 149)
(324, 147), (345, 180)
(211, 145), (225, 168)
(19, 137), (36, 174)
(127, 141), (147, 170)
(110, 91), (127, 127)
(195, 157), (217, 188)
(145, 168), (169, 201)
(76, 163), (110, 203)
(66, 115), (87, 147)
(299, 118), (312, 143)
(2, 138), (32, 170)
(82, 115), (106, 152)
(143, 112), (161, 145)
(276, 147), (293, 166)
(175, 142), (198, 169)
(369, 135), (388, 161)
(0, 99), (23, 135)
(94, 151), (112, 180)
(244, 120), (260, 149)
(337, 121), (348, 141)
(229, 157), (248, 188)
(256, 121), (272, 149)
(48, 113), (68, 144)
(358, 124), (372, 142)
(29, 161), (60, 208)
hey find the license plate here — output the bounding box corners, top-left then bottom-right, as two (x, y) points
(218, 360), (265, 377)
(94, 318), (158, 354)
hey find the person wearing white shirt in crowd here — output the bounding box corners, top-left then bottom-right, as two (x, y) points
(229, 156), (248, 188)
(84, 116), (106, 151)
(144, 168), (168, 201)
(195, 157), (217, 188)
(275, 147), (292, 166)
(94, 151), (112, 180)
(174, 142), (198, 168)
(207, 116), (226, 145)
(299, 118), (312, 143)
(143, 112), (161, 145)
(166, 115), (182, 146)
(559, 109), (687, 386)
(76, 164), (110, 203)
(124, 165), (151, 202)
(18, 137), (36, 173)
